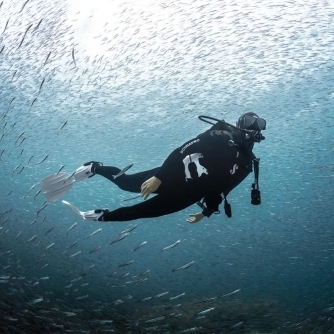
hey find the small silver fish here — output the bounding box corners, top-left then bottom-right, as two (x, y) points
(84, 264), (95, 271)
(76, 295), (88, 300)
(221, 288), (240, 297)
(37, 202), (48, 215)
(112, 163), (134, 179)
(66, 222), (77, 235)
(141, 296), (152, 302)
(28, 297), (43, 305)
(89, 246), (101, 254)
(2, 19), (9, 34)
(38, 78), (45, 95)
(17, 149), (24, 157)
(66, 240), (78, 249)
(170, 292), (185, 300)
(69, 250), (81, 258)
(11, 70), (17, 82)
(19, 0), (30, 13)
(117, 260), (134, 267)
(16, 231), (22, 240)
(29, 219), (36, 226)
(29, 97), (37, 111)
(17, 166), (25, 175)
(145, 316), (165, 323)
(56, 165), (65, 174)
(62, 271), (73, 277)
(44, 226), (54, 236)
(172, 261), (195, 273)
(64, 312), (76, 316)
(70, 276), (83, 283)
(230, 321), (243, 329)
(12, 164), (21, 176)
(155, 291), (169, 298)
(122, 194), (141, 202)
(28, 155), (34, 164)
(162, 239), (181, 252)
(45, 242), (55, 250)
(34, 18), (43, 32)
(120, 224), (138, 234)
(0, 149), (5, 160)
(33, 189), (41, 201)
(72, 48), (76, 67)
(35, 154), (49, 165)
(23, 184), (36, 198)
(44, 51), (51, 66)
(133, 270), (150, 278)
(27, 235), (38, 243)
(179, 327), (202, 333)
(133, 241), (147, 252)
(57, 121), (67, 135)
(65, 170), (76, 181)
(195, 307), (215, 317)
(117, 272), (129, 280)
(110, 232), (129, 245)
(86, 228), (102, 238)
(18, 23), (32, 48)
(15, 131), (26, 145)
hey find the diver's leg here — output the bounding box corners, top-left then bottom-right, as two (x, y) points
(101, 194), (200, 222)
(95, 166), (160, 193)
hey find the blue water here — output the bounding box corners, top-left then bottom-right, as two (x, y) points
(0, 0), (334, 332)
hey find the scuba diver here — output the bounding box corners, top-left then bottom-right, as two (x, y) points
(41, 113), (266, 223)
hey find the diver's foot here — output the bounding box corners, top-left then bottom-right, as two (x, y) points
(74, 161), (103, 182)
(84, 209), (110, 221)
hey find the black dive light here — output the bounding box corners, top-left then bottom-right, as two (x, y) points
(251, 183), (261, 205)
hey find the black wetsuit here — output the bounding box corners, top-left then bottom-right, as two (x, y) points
(95, 122), (254, 221)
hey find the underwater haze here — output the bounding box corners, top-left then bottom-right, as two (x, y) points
(0, 0), (334, 332)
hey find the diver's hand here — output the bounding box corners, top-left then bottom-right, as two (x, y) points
(187, 212), (205, 223)
(140, 176), (162, 200)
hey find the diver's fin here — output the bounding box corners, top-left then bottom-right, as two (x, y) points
(62, 200), (85, 219)
(74, 165), (94, 182)
(74, 161), (103, 182)
(40, 172), (75, 202)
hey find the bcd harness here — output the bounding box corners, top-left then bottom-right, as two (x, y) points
(196, 115), (263, 218)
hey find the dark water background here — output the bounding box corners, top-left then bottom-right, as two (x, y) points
(0, 0), (333, 332)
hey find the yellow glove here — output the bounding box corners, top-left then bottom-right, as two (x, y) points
(140, 176), (162, 200)
(187, 212), (205, 223)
